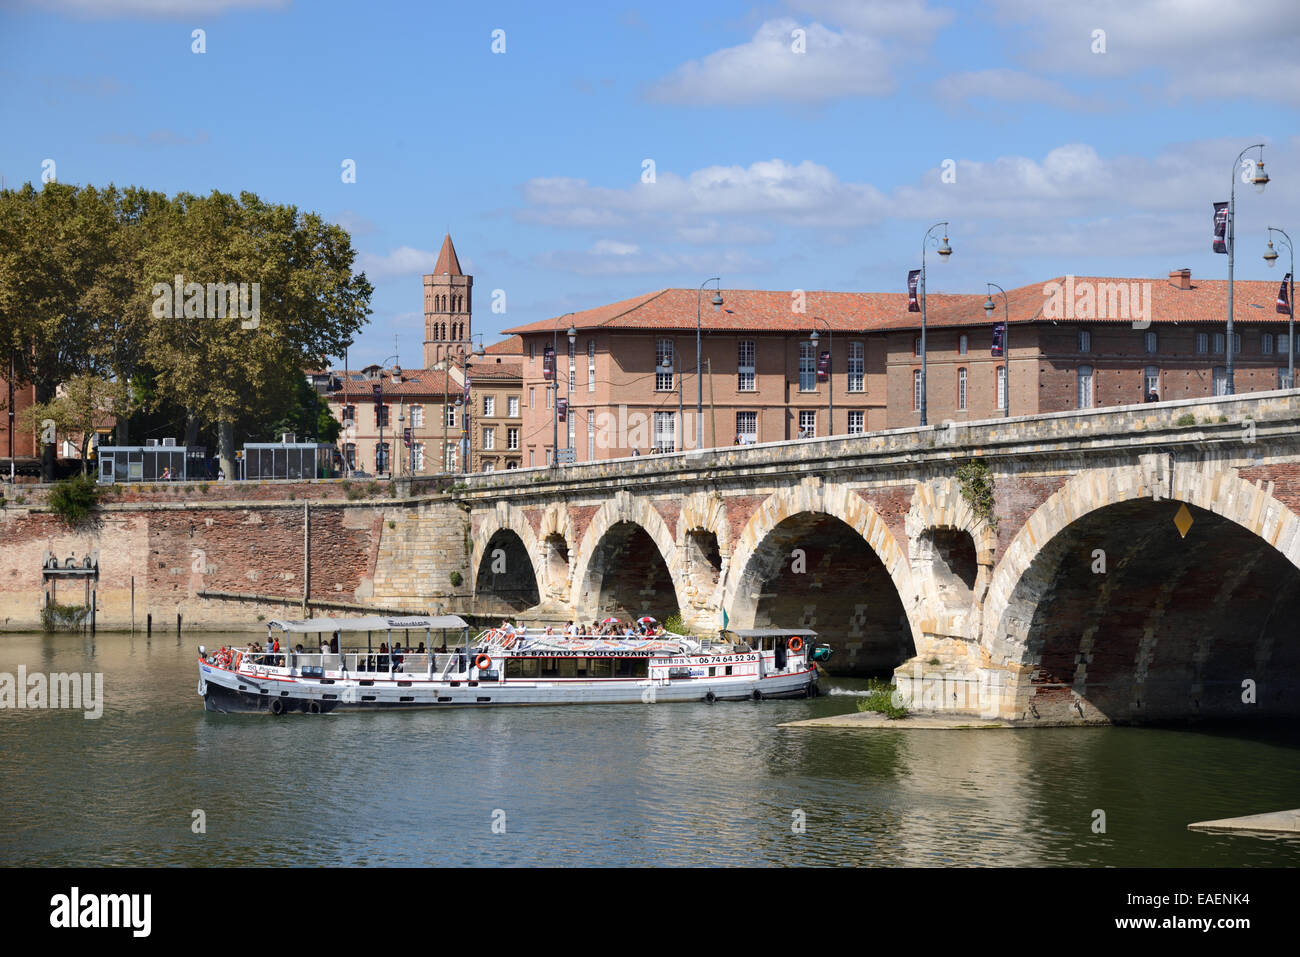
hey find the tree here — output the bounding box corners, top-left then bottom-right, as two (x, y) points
(20, 376), (129, 474)
(141, 190), (370, 478)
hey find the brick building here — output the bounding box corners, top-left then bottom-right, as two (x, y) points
(504, 269), (1295, 464)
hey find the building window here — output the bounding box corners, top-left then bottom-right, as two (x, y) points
(1212, 366), (1228, 396)
(958, 334), (968, 356)
(848, 410), (865, 435)
(343, 443), (356, 470)
(445, 444), (457, 472)
(376, 442), (390, 473)
(1078, 330), (1091, 353)
(546, 386), (553, 409)
(798, 410), (816, 438)
(341, 404), (356, 427)
(1262, 333), (1275, 355)
(529, 341), (535, 360)
(1196, 333), (1209, 355)
(411, 442), (424, 471)
(914, 336), (923, 358)
(568, 340), (575, 391)
(1214, 333), (1225, 354)
(528, 387), (535, 409)
(1077, 365), (1094, 409)
(848, 341), (864, 392)
(483, 395), (495, 417)
(568, 412), (575, 451)
(653, 411), (675, 452)
(1145, 331), (1157, 354)
(483, 428), (495, 450)
(1234, 333), (1242, 354)
(913, 370), (922, 411)
(508, 428), (519, 450)
(1280, 368), (1294, 390)
(957, 367), (967, 411)
(528, 449), (534, 467)
(506, 461), (517, 470)
(587, 340), (595, 392)
(1145, 366), (1159, 398)
(375, 404), (390, 428)
(409, 405), (423, 428)
(656, 339), (674, 391)
(738, 340), (756, 391)
(587, 413), (595, 459)
(799, 341), (816, 392)
(484, 462), (495, 473)
(736, 411), (757, 444)
(1279, 333), (1291, 358)
(445, 405), (456, 428)
(996, 365), (1007, 410)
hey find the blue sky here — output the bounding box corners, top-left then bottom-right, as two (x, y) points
(2, 0), (1298, 368)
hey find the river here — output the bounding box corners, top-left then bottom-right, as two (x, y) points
(1, 631), (1298, 867)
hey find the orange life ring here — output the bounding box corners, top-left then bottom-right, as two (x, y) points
(788, 637), (804, 653)
(475, 654), (493, 671)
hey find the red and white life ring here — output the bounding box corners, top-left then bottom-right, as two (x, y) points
(475, 654), (493, 671)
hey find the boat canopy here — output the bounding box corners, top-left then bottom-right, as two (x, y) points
(267, 615), (469, 633)
(730, 628), (819, 638)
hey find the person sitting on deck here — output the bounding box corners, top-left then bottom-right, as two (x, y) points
(565, 620), (577, 637)
(501, 619), (516, 637)
(417, 642), (426, 653)
(392, 642), (403, 672)
(544, 625), (555, 636)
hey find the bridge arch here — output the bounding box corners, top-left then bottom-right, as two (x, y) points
(723, 477), (922, 674)
(471, 501), (543, 613)
(569, 490), (688, 622)
(985, 462), (1300, 721)
(906, 477), (998, 641)
(537, 502), (576, 604)
(676, 491), (732, 619)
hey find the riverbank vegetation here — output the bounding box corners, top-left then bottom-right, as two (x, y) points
(855, 678), (910, 719)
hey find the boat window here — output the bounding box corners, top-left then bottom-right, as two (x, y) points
(540, 658), (562, 678)
(558, 658), (578, 678)
(613, 658), (649, 678)
(588, 658), (612, 678)
(506, 658), (539, 679)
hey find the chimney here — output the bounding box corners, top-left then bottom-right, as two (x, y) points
(1169, 267), (1192, 290)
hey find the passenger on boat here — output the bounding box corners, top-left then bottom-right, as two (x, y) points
(392, 642), (404, 672)
(565, 621), (577, 637)
(501, 619), (516, 636)
(544, 625), (554, 636)
(417, 642), (426, 653)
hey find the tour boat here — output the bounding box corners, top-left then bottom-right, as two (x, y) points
(196, 616), (829, 714)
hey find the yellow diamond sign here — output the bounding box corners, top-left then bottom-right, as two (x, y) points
(1173, 503), (1194, 539)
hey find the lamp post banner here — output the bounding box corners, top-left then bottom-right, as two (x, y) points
(1213, 202), (1229, 253)
(907, 270), (921, 312)
(463, 376), (471, 403)
(991, 323), (1005, 357)
(816, 350), (830, 380)
(542, 346), (555, 380)
(1279, 273), (1292, 314)
(557, 397), (567, 422)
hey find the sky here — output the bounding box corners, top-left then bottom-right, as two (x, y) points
(2, 0), (1298, 368)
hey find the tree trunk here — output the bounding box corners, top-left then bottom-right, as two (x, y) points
(184, 409), (201, 448)
(218, 421), (236, 481)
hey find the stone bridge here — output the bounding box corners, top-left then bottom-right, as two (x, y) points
(456, 392), (1300, 724)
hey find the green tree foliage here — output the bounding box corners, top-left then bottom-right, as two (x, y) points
(20, 375), (130, 473)
(0, 182), (371, 479)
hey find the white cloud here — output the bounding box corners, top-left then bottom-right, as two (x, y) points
(520, 159), (889, 229)
(936, 69), (1104, 111)
(988, 0), (1300, 106)
(648, 19), (894, 105)
(331, 210), (379, 236)
(788, 0), (952, 42)
(357, 246), (436, 279)
(534, 241), (765, 277)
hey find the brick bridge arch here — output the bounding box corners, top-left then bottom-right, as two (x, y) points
(470, 500), (543, 608)
(981, 459), (1300, 721)
(723, 476), (924, 669)
(569, 489), (690, 621)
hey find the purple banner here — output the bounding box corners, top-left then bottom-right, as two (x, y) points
(1212, 202), (1228, 254)
(557, 397), (567, 422)
(907, 269), (921, 312)
(816, 350), (831, 381)
(1279, 273), (1292, 315)
(542, 345), (555, 381)
(991, 323), (1005, 357)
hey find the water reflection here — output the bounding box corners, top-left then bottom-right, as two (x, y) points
(0, 634), (1297, 866)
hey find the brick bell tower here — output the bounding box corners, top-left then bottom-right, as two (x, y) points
(422, 233), (473, 369)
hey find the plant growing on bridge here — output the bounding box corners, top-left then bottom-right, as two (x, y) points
(955, 459), (998, 530)
(47, 473), (102, 527)
(855, 678), (909, 719)
(449, 570), (463, 588)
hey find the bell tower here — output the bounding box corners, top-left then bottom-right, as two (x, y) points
(422, 233), (472, 368)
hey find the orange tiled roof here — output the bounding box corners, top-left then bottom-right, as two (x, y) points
(484, 335), (523, 355)
(328, 368), (454, 398)
(503, 276), (1292, 335)
(470, 359), (521, 381)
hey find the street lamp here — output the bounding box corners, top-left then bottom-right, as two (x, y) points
(983, 284), (1010, 416)
(462, 340), (484, 474)
(809, 317), (833, 435)
(437, 336), (482, 474)
(918, 222), (951, 426)
(697, 278), (723, 450)
(376, 353), (401, 477)
(1225, 144), (1268, 395)
(550, 313), (575, 467)
(1265, 227), (1295, 389)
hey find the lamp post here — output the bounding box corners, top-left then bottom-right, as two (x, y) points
(697, 278), (723, 450)
(809, 317), (833, 435)
(1265, 227), (1295, 389)
(984, 283), (1009, 416)
(918, 222), (952, 426)
(1225, 144), (1269, 394)
(438, 336), (483, 474)
(550, 313), (575, 467)
(377, 353), (401, 477)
